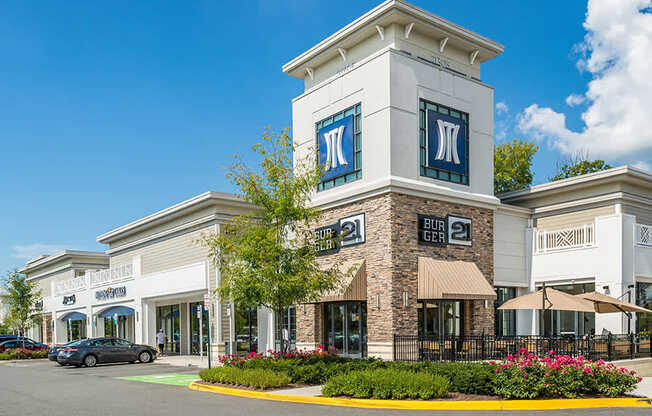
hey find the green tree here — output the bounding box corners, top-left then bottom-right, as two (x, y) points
(494, 139), (539, 195)
(2, 270), (42, 346)
(550, 153), (612, 181)
(202, 128), (347, 355)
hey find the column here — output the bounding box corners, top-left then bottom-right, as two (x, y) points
(296, 303), (322, 351)
(180, 303), (188, 354)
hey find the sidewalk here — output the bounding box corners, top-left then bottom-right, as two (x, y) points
(634, 377), (652, 397)
(155, 355), (214, 369)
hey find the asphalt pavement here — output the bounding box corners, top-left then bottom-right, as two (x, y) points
(0, 359), (648, 416)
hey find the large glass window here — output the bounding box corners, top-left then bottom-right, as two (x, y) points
(417, 300), (463, 338)
(189, 302), (209, 355)
(636, 282), (652, 333)
(104, 316), (129, 340)
(235, 306), (258, 356)
(323, 302), (367, 357)
(156, 305), (180, 354)
(68, 319), (86, 342)
(539, 283), (595, 336)
(316, 104), (362, 191)
(274, 306), (296, 352)
(495, 287), (517, 337)
(419, 99), (469, 185)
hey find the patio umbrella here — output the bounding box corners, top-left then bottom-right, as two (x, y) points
(575, 291), (650, 314)
(497, 286), (596, 313)
(498, 284), (595, 336)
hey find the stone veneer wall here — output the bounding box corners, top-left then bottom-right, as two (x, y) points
(296, 191), (495, 358)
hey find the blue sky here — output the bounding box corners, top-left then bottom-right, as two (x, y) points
(2, 0), (651, 274)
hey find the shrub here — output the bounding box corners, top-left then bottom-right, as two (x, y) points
(0, 348), (48, 360)
(199, 367), (291, 390)
(492, 349), (641, 399)
(322, 368), (449, 400)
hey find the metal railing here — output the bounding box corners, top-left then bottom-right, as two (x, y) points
(535, 224), (595, 253)
(393, 333), (651, 362)
(636, 223), (652, 247)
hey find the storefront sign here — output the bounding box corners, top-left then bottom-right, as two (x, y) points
(89, 263), (133, 288)
(62, 294), (76, 306)
(314, 213), (365, 255)
(95, 286), (127, 301)
(53, 275), (88, 297)
(418, 214), (472, 246)
(318, 114), (354, 182)
(34, 300), (43, 311)
(427, 108), (468, 176)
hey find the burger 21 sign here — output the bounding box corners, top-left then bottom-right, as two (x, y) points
(314, 213), (365, 256)
(418, 214), (472, 246)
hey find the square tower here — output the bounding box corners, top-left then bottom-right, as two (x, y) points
(285, 0), (504, 359)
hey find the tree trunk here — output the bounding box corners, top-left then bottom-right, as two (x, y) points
(277, 307), (284, 358)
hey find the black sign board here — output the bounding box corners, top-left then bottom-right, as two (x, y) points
(63, 294), (76, 306)
(314, 213), (366, 256)
(418, 214), (472, 247)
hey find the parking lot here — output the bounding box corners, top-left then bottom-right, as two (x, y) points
(0, 359), (649, 416)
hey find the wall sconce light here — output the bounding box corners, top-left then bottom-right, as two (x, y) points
(484, 299), (489, 308)
(302, 304), (306, 313)
(402, 291), (408, 307)
(136, 312), (139, 323)
(376, 294), (380, 309)
(603, 285), (610, 295)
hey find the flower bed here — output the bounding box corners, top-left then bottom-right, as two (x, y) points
(201, 347), (642, 400)
(493, 349), (641, 399)
(198, 366), (291, 390)
(0, 348), (48, 360)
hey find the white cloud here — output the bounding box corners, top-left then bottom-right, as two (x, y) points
(565, 94), (586, 107)
(12, 243), (67, 260)
(518, 0), (652, 160)
(633, 161), (651, 171)
(496, 102), (509, 115)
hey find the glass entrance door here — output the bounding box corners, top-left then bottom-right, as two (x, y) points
(156, 305), (180, 354)
(324, 302), (367, 357)
(189, 302), (208, 355)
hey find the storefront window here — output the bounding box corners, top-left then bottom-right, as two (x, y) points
(636, 282), (652, 333)
(68, 319), (86, 342)
(324, 302), (367, 357)
(235, 306), (258, 356)
(495, 287), (516, 337)
(189, 302), (209, 355)
(156, 305), (180, 354)
(539, 283), (595, 336)
(274, 306), (296, 352)
(104, 316), (129, 340)
(417, 300), (463, 338)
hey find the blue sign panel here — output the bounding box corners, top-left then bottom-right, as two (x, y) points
(318, 115), (355, 182)
(427, 110), (467, 175)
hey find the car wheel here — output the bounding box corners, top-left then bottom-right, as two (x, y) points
(138, 351), (151, 363)
(83, 354), (97, 367)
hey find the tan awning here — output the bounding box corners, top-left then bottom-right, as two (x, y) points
(417, 257), (496, 300)
(319, 259), (366, 302)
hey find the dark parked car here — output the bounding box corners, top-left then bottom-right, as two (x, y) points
(0, 338), (48, 352)
(57, 337), (156, 367)
(49, 340), (83, 363)
(0, 335), (18, 342)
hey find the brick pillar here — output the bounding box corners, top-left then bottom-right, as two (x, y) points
(296, 303), (323, 351)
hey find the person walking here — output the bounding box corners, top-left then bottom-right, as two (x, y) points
(156, 328), (166, 356)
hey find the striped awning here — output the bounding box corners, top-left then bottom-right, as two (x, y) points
(319, 259), (366, 302)
(417, 257), (496, 300)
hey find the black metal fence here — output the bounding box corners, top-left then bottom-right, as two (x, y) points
(393, 333), (652, 362)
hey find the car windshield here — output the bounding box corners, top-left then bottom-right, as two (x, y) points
(65, 340), (84, 347)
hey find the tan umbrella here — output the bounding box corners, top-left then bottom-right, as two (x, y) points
(575, 291), (650, 314)
(498, 287), (596, 312)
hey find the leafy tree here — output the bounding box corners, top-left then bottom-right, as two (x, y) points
(202, 128), (347, 355)
(550, 152), (612, 181)
(2, 270), (42, 346)
(494, 139), (539, 195)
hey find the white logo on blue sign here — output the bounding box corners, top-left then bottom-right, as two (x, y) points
(427, 110), (467, 175)
(318, 115), (355, 182)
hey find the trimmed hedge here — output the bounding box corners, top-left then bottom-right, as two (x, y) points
(199, 367), (291, 390)
(237, 356), (495, 395)
(322, 369), (449, 400)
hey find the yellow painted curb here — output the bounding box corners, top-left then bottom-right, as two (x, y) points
(188, 382), (652, 411)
